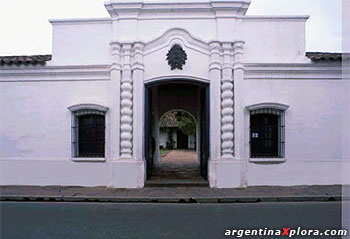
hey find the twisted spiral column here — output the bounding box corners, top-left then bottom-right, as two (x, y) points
(120, 44), (133, 158)
(221, 43), (234, 158)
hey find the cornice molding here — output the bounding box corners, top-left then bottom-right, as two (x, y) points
(245, 63), (342, 68)
(246, 102), (289, 111)
(144, 75), (209, 84)
(1, 63), (343, 82)
(49, 18), (112, 25)
(48, 14), (309, 25)
(242, 15), (309, 21)
(0, 64), (110, 82)
(105, 0), (251, 19)
(48, 15), (310, 24)
(244, 63), (343, 80)
(68, 103), (109, 113)
(132, 42), (145, 70)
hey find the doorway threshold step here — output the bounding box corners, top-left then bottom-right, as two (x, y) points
(145, 179), (209, 187)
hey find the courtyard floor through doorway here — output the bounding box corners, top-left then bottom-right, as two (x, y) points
(147, 150), (208, 187)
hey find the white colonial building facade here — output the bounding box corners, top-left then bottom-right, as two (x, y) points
(0, 0), (349, 188)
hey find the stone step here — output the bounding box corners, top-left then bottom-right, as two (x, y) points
(145, 179), (209, 187)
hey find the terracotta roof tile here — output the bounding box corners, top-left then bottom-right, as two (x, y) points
(0, 55), (52, 66)
(306, 52), (344, 62)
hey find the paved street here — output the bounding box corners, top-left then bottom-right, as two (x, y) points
(1, 202), (342, 239)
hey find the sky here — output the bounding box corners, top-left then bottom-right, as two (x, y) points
(0, 0), (343, 55)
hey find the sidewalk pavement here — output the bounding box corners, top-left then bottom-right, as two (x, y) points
(1, 185), (348, 203)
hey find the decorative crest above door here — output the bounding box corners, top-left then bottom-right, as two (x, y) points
(166, 44), (187, 70)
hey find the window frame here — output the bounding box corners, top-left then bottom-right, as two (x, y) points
(68, 104), (109, 162)
(246, 103), (289, 163)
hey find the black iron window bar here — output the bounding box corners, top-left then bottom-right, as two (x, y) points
(72, 109), (106, 158)
(250, 108), (285, 158)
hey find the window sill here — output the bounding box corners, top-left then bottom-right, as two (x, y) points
(71, 157), (106, 162)
(249, 158), (286, 164)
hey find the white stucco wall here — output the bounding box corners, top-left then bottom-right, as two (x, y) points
(243, 17), (308, 63)
(49, 16), (309, 66)
(0, 0), (347, 188)
(0, 80), (112, 186)
(50, 20), (113, 65)
(1, 81), (109, 158)
(241, 79), (347, 186)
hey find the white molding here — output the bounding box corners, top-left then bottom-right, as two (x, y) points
(71, 158), (107, 162)
(144, 75), (210, 84)
(246, 102), (289, 111)
(68, 103), (109, 112)
(249, 158), (287, 163)
(242, 15), (309, 21)
(0, 64), (111, 82)
(210, 159), (244, 164)
(49, 18), (112, 25)
(1, 63), (342, 82)
(244, 63), (342, 80)
(244, 77), (343, 80)
(47, 15), (310, 24)
(245, 63), (342, 67)
(144, 28), (210, 56)
(104, 0), (251, 19)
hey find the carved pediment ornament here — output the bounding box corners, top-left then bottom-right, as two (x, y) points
(166, 44), (187, 70)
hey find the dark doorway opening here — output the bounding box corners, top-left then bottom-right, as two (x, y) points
(144, 80), (209, 186)
(177, 129), (188, 149)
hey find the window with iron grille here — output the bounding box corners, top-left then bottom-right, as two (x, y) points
(249, 108), (285, 158)
(68, 105), (108, 158)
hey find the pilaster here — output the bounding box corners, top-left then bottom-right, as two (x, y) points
(209, 41), (222, 161)
(132, 42), (145, 161)
(233, 41), (245, 160)
(108, 43), (145, 188)
(109, 42), (122, 159)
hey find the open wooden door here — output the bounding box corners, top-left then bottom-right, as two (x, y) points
(144, 86), (153, 179)
(200, 86), (210, 179)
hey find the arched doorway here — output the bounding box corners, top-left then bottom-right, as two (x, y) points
(144, 80), (209, 186)
(159, 109), (197, 151)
